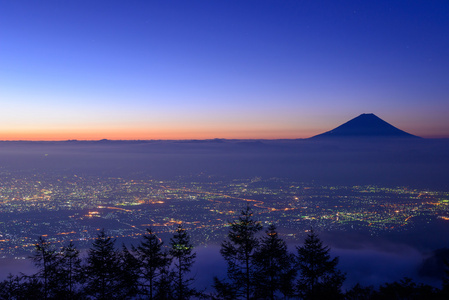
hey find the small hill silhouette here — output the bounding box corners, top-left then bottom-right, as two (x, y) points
(311, 113), (420, 139)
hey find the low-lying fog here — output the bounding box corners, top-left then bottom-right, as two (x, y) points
(1, 138), (448, 190)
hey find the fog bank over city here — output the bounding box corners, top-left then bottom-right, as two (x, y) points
(1, 138), (448, 190)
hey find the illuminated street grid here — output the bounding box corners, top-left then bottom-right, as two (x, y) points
(0, 172), (448, 257)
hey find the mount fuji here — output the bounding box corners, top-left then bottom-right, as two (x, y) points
(311, 113), (420, 139)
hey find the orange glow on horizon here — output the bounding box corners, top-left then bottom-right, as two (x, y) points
(0, 127), (322, 141)
(0, 128), (447, 141)
(0, 120), (446, 141)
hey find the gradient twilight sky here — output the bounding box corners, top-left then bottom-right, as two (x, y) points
(1, 0), (448, 140)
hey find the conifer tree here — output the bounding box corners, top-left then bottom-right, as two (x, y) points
(253, 224), (296, 299)
(169, 224), (197, 300)
(214, 207), (262, 300)
(85, 229), (121, 300)
(133, 228), (172, 300)
(63, 242), (82, 296)
(154, 251), (175, 300)
(31, 236), (59, 299)
(118, 244), (141, 299)
(296, 229), (345, 300)
(55, 241), (83, 299)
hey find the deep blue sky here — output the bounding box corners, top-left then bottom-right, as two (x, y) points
(1, 0), (448, 139)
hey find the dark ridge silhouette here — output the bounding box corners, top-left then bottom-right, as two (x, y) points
(311, 113), (420, 139)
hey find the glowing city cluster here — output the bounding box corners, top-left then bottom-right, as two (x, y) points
(1, 171), (448, 258)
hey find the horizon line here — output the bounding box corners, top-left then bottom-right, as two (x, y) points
(2, 136), (449, 143)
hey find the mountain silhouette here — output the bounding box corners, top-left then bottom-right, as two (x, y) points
(311, 113), (420, 139)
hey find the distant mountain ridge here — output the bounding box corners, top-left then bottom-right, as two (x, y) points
(311, 113), (419, 139)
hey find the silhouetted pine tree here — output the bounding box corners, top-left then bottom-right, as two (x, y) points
(213, 207), (262, 300)
(55, 241), (83, 299)
(296, 229), (345, 300)
(133, 228), (172, 299)
(84, 229), (120, 300)
(117, 244), (141, 299)
(31, 236), (59, 299)
(253, 224), (296, 300)
(169, 225), (197, 300)
(154, 251), (174, 300)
